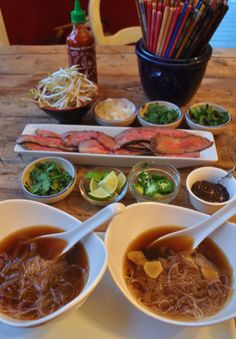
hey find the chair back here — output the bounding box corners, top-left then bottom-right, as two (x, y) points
(0, 9), (9, 46)
(88, 0), (141, 45)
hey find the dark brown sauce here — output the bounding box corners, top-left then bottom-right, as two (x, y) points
(191, 180), (229, 203)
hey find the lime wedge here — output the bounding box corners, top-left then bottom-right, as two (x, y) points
(88, 186), (111, 200)
(98, 171), (118, 195)
(117, 172), (126, 193)
(89, 178), (99, 192)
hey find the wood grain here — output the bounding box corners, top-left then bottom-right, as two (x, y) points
(0, 45), (235, 231)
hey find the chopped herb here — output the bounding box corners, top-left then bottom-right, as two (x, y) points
(189, 104), (229, 126)
(142, 103), (179, 124)
(25, 161), (73, 196)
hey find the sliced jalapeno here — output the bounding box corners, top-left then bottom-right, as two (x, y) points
(155, 178), (174, 194)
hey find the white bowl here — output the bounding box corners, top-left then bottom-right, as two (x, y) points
(137, 101), (183, 128)
(186, 166), (236, 214)
(0, 199), (107, 327)
(105, 202), (236, 327)
(21, 157), (76, 204)
(186, 103), (232, 135)
(94, 98), (137, 126)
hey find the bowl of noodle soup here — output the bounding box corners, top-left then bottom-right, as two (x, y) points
(0, 199), (107, 328)
(105, 202), (236, 327)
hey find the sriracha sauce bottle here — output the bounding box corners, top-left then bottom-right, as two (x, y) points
(66, 0), (97, 83)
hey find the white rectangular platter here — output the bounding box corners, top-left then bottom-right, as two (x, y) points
(14, 124), (218, 168)
(0, 269), (235, 339)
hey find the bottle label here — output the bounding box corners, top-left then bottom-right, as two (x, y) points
(67, 45), (97, 83)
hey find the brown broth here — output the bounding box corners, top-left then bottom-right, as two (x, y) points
(0, 226), (89, 320)
(0, 225), (88, 270)
(124, 226), (232, 321)
(126, 225), (231, 271)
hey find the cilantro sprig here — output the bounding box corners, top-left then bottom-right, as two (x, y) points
(189, 104), (229, 126)
(143, 103), (179, 124)
(25, 161), (73, 196)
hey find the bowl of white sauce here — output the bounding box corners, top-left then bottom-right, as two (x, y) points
(93, 98), (137, 126)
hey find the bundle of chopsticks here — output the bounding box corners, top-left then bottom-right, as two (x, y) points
(135, 0), (229, 59)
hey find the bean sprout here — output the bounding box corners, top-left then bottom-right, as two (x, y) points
(30, 66), (98, 109)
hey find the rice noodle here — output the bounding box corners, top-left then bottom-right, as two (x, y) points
(124, 251), (231, 320)
(0, 240), (88, 320)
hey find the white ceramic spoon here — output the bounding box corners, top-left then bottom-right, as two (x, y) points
(147, 196), (236, 252)
(34, 202), (125, 259)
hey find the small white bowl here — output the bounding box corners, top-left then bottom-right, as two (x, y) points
(186, 103), (232, 135)
(105, 202), (236, 327)
(137, 100), (183, 128)
(0, 199), (107, 327)
(21, 157), (76, 204)
(94, 98), (137, 126)
(186, 166), (236, 214)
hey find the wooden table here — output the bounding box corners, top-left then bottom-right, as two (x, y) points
(0, 45), (235, 230)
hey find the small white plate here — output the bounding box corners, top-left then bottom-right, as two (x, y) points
(14, 124), (218, 169)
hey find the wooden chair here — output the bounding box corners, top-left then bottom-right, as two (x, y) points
(0, 8), (9, 46)
(88, 0), (141, 45)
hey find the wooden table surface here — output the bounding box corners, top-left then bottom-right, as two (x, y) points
(0, 45), (235, 230)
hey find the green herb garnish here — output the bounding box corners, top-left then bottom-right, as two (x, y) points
(25, 161), (73, 196)
(133, 170), (175, 198)
(142, 103), (179, 124)
(189, 104), (229, 126)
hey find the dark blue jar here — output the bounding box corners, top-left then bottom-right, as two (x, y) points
(135, 39), (212, 106)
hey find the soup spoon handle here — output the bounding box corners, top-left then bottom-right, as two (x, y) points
(37, 202), (125, 256)
(148, 196), (236, 251)
(190, 196), (236, 249)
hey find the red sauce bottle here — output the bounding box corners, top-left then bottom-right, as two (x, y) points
(66, 0), (97, 83)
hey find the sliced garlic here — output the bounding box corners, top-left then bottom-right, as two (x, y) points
(143, 261), (163, 279)
(127, 251), (147, 266)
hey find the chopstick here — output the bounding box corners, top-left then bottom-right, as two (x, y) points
(135, 0), (229, 59)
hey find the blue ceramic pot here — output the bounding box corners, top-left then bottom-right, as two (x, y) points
(135, 39), (212, 106)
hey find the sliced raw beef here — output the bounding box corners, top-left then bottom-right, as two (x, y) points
(78, 140), (111, 154)
(124, 141), (152, 151)
(35, 129), (61, 138)
(151, 135), (213, 154)
(62, 131), (99, 145)
(114, 148), (151, 156)
(114, 128), (190, 147)
(16, 135), (77, 152)
(21, 143), (63, 152)
(62, 131), (119, 151)
(78, 139), (149, 156)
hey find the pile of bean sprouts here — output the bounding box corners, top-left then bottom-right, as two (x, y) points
(30, 66), (98, 109)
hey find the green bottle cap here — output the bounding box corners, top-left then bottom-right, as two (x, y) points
(71, 0), (86, 24)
